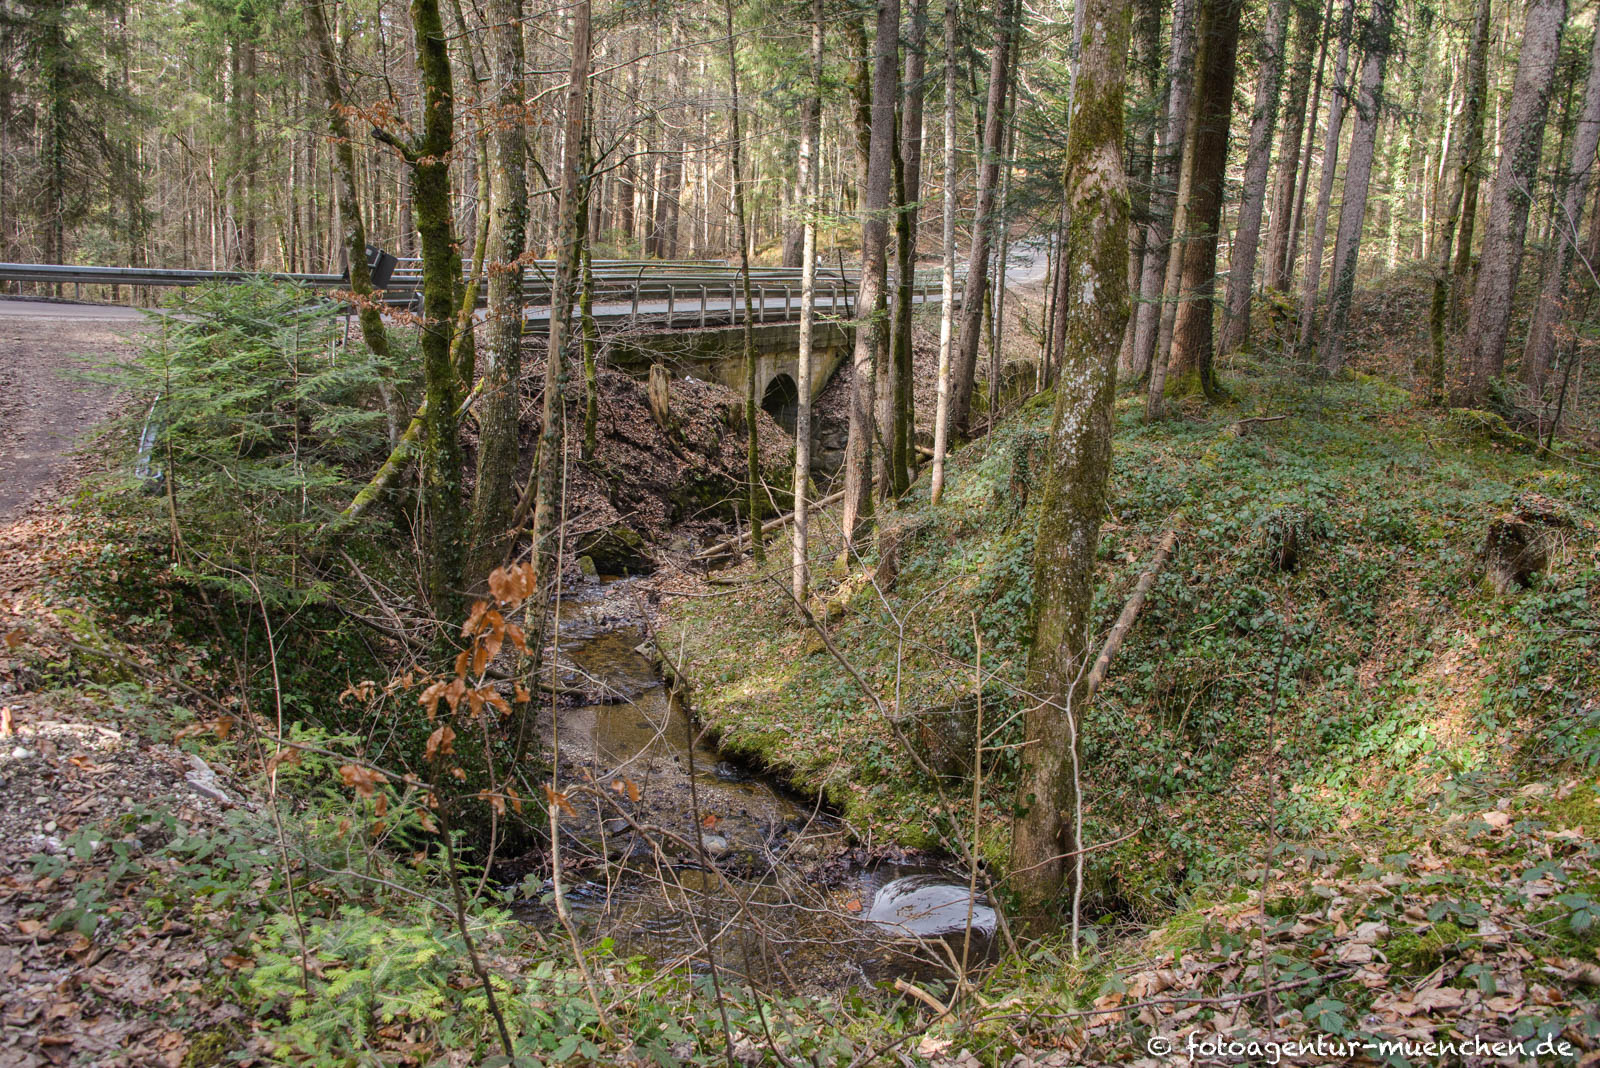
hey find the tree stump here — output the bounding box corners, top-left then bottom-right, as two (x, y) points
(1482, 516), (1547, 594)
(647, 363), (672, 429)
(1480, 493), (1575, 594)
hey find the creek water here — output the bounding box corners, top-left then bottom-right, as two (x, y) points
(518, 579), (997, 992)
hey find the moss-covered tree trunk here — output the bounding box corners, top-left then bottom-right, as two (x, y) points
(406, 0), (465, 620)
(1162, 0), (1244, 403)
(468, 0), (528, 577)
(1012, 0), (1130, 928)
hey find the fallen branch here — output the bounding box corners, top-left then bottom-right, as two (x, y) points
(894, 977), (951, 1018)
(692, 489), (845, 560)
(1233, 414), (1288, 435)
(1084, 518), (1183, 700)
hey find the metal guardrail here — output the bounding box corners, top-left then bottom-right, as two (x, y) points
(0, 260), (958, 330)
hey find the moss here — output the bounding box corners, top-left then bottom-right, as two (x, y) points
(181, 1030), (233, 1068)
(1382, 921), (1466, 977)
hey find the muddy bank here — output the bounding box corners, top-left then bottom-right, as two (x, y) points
(481, 359), (793, 574)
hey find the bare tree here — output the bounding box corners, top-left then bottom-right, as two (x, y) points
(1263, 0), (1330, 293)
(1218, 0), (1290, 357)
(1523, 18), (1600, 392)
(1462, 0), (1567, 403)
(931, 0), (959, 505)
(792, 0), (823, 603)
(947, 0), (1015, 437)
(1294, 0), (1355, 358)
(1317, 0), (1397, 375)
(1426, 0), (1493, 402)
(1129, 0), (1197, 380)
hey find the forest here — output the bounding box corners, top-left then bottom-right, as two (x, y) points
(1, 0), (1599, 1062)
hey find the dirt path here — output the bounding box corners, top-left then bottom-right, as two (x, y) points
(0, 301), (150, 522)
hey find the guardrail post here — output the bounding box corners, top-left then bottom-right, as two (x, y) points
(667, 285), (675, 327)
(699, 286), (707, 329)
(784, 285), (792, 320)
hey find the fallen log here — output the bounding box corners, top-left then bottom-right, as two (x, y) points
(1084, 518), (1184, 701)
(691, 489), (846, 560)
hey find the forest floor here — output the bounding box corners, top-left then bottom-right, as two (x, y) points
(658, 285), (1600, 1061)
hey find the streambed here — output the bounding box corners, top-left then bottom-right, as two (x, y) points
(517, 578), (997, 992)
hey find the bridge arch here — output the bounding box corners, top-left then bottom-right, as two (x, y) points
(761, 373), (799, 434)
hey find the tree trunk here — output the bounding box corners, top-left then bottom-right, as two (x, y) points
(1161, 0), (1245, 403)
(469, 0), (529, 576)
(1013, 0), (1130, 928)
(1523, 19), (1600, 393)
(723, 0), (764, 563)
(1294, 0), (1355, 357)
(1462, 0), (1567, 403)
(406, 0), (465, 619)
(1130, 0), (1197, 380)
(533, 1), (591, 586)
(840, 0), (901, 551)
(1427, 0), (1492, 404)
(1451, 0), (1497, 310)
(888, 0), (927, 497)
(1263, 0), (1327, 293)
(1317, 0), (1396, 375)
(302, 0), (397, 380)
(1218, 0), (1290, 357)
(931, 0), (959, 505)
(948, 0), (1015, 438)
(793, 0), (823, 604)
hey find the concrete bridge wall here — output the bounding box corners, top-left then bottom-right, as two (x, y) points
(606, 320), (854, 428)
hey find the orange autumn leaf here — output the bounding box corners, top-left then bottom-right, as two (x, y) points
(701, 813), (721, 830)
(338, 763), (388, 798)
(542, 784), (577, 818)
(424, 724), (456, 762)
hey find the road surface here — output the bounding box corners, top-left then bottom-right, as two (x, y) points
(0, 300), (149, 520)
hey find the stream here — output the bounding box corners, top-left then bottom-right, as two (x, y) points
(516, 578), (997, 992)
